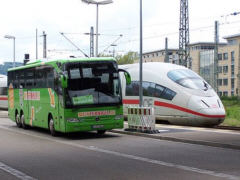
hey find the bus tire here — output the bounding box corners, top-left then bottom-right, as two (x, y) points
(97, 130), (106, 135)
(15, 113), (21, 128)
(49, 118), (57, 137)
(20, 114), (27, 129)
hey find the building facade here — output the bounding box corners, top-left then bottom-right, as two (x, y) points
(138, 34), (240, 96)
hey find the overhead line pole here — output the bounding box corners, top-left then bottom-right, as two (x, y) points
(214, 21), (219, 93)
(36, 29), (38, 59)
(139, 0), (143, 107)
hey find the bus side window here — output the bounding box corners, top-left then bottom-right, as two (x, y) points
(46, 67), (54, 89)
(8, 71), (13, 86)
(25, 69), (34, 89)
(19, 71), (25, 88)
(14, 71), (19, 88)
(35, 68), (45, 88)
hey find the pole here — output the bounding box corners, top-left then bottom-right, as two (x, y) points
(13, 37), (15, 68)
(96, 4), (99, 57)
(90, 26), (94, 57)
(36, 29), (38, 59)
(43, 31), (47, 58)
(164, 37), (169, 63)
(139, 0), (143, 107)
(214, 21), (219, 93)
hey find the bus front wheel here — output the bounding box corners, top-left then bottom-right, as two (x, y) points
(49, 118), (57, 136)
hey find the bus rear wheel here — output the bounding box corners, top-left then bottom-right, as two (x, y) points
(20, 114), (27, 129)
(15, 113), (21, 128)
(49, 118), (57, 137)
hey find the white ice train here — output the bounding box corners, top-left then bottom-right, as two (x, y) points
(0, 74), (8, 110)
(119, 62), (225, 126)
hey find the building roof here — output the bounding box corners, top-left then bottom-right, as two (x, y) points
(189, 42), (226, 46)
(223, 33), (240, 39)
(143, 48), (179, 55)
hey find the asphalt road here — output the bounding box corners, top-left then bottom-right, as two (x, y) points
(0, 117), (240, 180)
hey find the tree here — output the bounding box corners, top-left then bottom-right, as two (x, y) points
(116, 51), (138, 65)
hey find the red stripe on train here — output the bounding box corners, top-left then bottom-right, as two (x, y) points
(123, 99), (225, 119)
(0, 96), (7, 100)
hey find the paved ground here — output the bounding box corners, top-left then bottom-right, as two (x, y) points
(0, 112), (240, 180)
(112, 122), (240, 150)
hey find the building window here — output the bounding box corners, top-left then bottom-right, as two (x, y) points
(223, 65), (228, 74)
(218, 91), (223, 96)
(231, 91), (234, 96)
(218, 79), (222, 86)
(223, 53), (228, 60)
(231, 79), (234, 89)
(231, 51), (235, 64)
(218, 53), (222, 60)
(223, 79), (228, 86)
(228, 39), (237, 45)
(231, 65), (234, 77)
(223, 91), (228, 96)
(218, 66), (222, 73)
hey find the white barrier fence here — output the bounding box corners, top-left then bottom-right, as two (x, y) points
(127, 106), (155, 132)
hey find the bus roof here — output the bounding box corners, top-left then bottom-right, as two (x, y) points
(8, 57), (116, 72)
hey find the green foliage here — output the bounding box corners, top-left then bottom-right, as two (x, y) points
(116, 51), (138, 65)
(221, 97), (240, 127)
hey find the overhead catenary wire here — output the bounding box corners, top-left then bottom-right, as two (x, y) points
(60, 32), (89, 58)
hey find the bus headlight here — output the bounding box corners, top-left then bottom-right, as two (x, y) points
(115, 115), (123, 120)
(67, 118), (81, 123)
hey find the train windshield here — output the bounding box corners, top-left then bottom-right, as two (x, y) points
(167, 69), (211, 91)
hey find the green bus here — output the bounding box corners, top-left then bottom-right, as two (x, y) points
(8, 57), (131, 136)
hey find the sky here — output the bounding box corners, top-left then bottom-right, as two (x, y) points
(0, 0), (240, 63)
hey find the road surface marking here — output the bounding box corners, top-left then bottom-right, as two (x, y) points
(0, 125), (239, 180)
(0, 162), (36, 180)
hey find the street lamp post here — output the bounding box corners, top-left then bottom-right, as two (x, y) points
(82, 0), (113, 57)
(4, 35), (16, 68)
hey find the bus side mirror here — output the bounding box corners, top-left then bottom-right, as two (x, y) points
(118, 69), (131, 85)
(60, 75), (68, 88)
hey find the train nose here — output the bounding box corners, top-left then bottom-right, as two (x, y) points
(188, 95), (226, 126)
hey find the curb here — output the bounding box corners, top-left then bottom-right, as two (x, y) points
(110, 129), (240, 151)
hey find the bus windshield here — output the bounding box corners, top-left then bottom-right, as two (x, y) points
(64, 61), (121, 107)
(167, 69), (212, 91)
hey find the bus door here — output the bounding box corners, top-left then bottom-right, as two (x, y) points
(25, 68), (34, 126)
(46, 68), (60, 130)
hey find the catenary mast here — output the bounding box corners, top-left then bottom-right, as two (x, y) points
(179, 0), (190, 68)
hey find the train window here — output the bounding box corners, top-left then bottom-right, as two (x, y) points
(161, 88), (176, 100)
(126, 81), (139, 96)
(168, 69), (211, 91)
(154, 84), (165, 98)
(142, 82), (155, 96)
